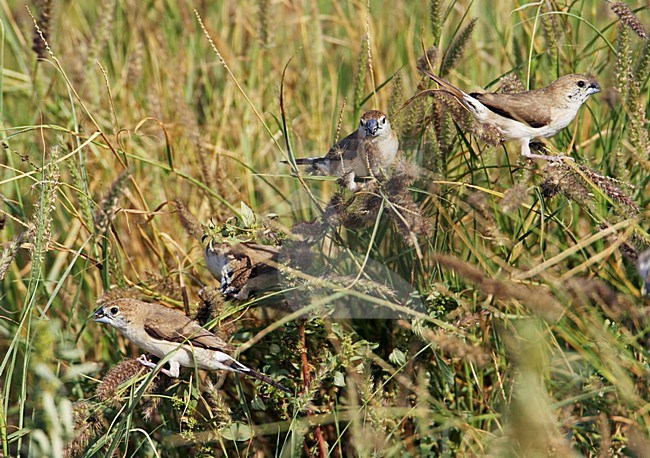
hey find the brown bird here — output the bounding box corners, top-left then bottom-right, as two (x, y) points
(93, 298), (291, 393)
(203, 241), (280, 300)
(285, 110), (399, 190)
(420, 69), (601, 160)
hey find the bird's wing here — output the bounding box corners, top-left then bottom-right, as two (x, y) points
(220, 254), (253, 296)
(325, 130), (360, 161)
(471, 92), (551, 128)
(143, 312), (235, 352)
(220, 242), (279, 295)
(233, 242), (279, 266)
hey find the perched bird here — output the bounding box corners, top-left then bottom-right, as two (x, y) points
(638, 249), (650, 296)
(420, 69), (601, 160)
(285, 110), (399, 190)
(204, 241), (280, 300)
(93, 298), (291, 393)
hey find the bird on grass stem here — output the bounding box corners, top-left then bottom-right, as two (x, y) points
(420, 68), (601, 161)
(284, 110), (399, 191)
(93, 298), (291, 393)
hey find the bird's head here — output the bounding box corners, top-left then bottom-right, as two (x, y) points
(93, 299), (135, 333)
(358, 110), (390, 138)
(203, 243), (229, 281)
(553, 74), (601, 105)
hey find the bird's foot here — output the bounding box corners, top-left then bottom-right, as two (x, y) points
(137, 354), (158, 370)
(137, 354), (176, 378)
(337, 172), (359, 191)
(555, 154), (575, 162)
(522, 152), (574, 162)
(159, 368), (175, 377)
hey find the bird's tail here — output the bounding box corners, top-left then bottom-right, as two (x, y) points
(229, 359), (292, 394)
(281, 157), (323, 167)
(419, 68), (469, 101)
(281, 157), (331, 175)
(246, 367), (292, 394)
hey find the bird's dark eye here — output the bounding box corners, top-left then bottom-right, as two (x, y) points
(110, 306), (119, 315)
(577, 80), (585, 88)
(380, 117), (386, 125)
(359, 119), (365, 127)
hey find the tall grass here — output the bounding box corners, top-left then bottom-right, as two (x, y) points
(0, 0), (648, 456)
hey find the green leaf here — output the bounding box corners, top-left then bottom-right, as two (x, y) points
(333, 371), (346, 387)
(434, 352), (455, 387)
(220, 422), (253, 442)
(240, 202), (256, 228)
(389, 348), (407, 367)
(251, 396), (267, 411)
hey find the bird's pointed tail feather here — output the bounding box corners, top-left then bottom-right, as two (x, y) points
(419, 68), (470, 101)
(280, 157), (321, 166)
(229, 360), (292, 393)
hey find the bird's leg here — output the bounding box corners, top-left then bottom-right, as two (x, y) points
(136, 354), (158, 370)
(136, 354), (179, 378)
(161, 360), (180, 378)
(340, 171), (359, 191)
(553, 153), (575, 162)
(520, 141), (574, 161)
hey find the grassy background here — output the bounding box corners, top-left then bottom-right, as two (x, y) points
(1, 0), (649, 456)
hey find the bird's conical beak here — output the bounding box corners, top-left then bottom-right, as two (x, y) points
(93, 306), (109, 323)
(364, 119), (379, 136)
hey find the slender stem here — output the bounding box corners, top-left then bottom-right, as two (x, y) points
(300, 322), (326, 457)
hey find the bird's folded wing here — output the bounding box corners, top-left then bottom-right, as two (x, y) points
(144, 316), (235, 352)
(325, 130), (360, 161)
(471, 92), (551, 128)
(227, 243), (278, 287)
(234, 242), (279, 266)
